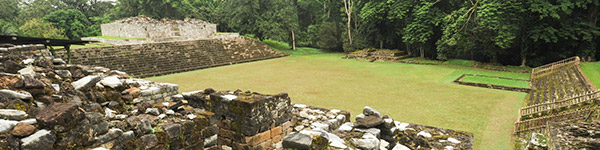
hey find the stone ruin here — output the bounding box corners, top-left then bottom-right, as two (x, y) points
(0, 45), (476, 149)
(101, 16), (217, 40)
(345, 48), (410, 63)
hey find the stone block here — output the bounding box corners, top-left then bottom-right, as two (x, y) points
(36, 103), (84, 128)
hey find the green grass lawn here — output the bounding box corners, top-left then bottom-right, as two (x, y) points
(262, 40), (328, 55)
(460, 75), (531, 89)
(581, 62), (600, 88)
(146, 53), (528, 150)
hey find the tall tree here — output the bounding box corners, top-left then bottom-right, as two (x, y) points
(20, 18), (67, 39)
(343, 0), (354, 46)
(43, 9), (92, 40)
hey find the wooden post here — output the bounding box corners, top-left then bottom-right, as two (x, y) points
(45, 44), (57, 58)
(65, 45), (71, 64)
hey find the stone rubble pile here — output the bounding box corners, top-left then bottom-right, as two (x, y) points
(282, 105), (474, 150)
(544, 120), (600, 150)
(345, 48), (409, 62)
(114, 16), (211, 25)
(0, 51), (220, 149)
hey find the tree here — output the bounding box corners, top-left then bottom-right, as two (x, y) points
(18, 0), (67, 25)
(0, 0), (20, 23)
(19, 18), (67, 39)
(403, 0), (443, 58)
(115, 0), (194, 19)
(0, 19), (19, 36)
(343, 0), (354, 46)
(43, 9), (92, 40)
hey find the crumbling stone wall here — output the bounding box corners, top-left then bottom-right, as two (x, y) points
(57, 37), (289, 78)
(101, 16), (217, 39)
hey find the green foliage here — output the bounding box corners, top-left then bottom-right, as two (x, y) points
(0, 0), (20, 23)
(43, 9), (93, 40)
(19, 18), (67, 39)
(0, 19), (19, 36)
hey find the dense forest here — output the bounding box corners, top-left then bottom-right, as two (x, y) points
(1, 0), (600, 66)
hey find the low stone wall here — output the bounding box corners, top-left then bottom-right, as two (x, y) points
(57, 37), (289, 78)
(453, 74), (532, 93)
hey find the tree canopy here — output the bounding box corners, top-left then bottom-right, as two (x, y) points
(1, 0), (600, 66)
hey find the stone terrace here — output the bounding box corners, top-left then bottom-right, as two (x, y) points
(515, 56), (600, 135)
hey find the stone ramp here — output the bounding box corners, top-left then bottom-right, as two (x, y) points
(57, 37), (289, 78)
(515, 56), (599, 135)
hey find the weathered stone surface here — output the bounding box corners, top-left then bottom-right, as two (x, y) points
(0, 89), (32, 100)
(282, 132), (312, 150)
(0, 109), (27, 120)
(363, 106), (383, 118)
(350, 133), (380, 150)
(21, 129), (56, 150)
(11, 122), (36, 137)
(71, 75), (102, 91)
(18, 67), (35, 78)
(3, 60), (24, 74)
(145, 108), (160, 116)
(36, 103), (84, 127)
(94, 128), (123, 145)
(14, 77), (45, 89)
(356, 115), (384, 128)
(99, 76), (122, 89)
(0, 119), (19, 133)
(54, 70), (71, 78)
(140, 134), (158, 149)
(162, 123), (182, 139)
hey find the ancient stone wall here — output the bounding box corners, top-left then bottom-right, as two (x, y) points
(57, 37), (289, 78)
(101, 16), (217, 39)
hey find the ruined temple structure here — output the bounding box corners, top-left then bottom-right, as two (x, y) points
(0, 44), (478, 149)
(101, 16), (217, 40)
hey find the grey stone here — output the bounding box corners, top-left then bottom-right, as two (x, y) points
(338, 122), (354, 132)
(18, 67), (35, 78)
(19, 119), (36, 125)
(0, 89), (32, 100)
(363, 106), (382, 118)
(104, 108), (116, 119)
(165, 109), (175, 115)
(310, 122), (330, 131)
(100, 76), (122, 89)
(51, 58), (66, 65)
(162, 123), (182, 138)
(86, 112), (103, 124)
(145, 108), (160, 116)
(326, 132), (347, 149)
(120, 130), (135, 141)
(93, 122), (110, 136)
(0, 109), (28, 120)
(355, 128), (381, 138)
(350, 133), (380, 150)
(282, 132), (312, 150)
(356, 115), (384, 128)
(54, 70), (71, 78)
(204, 134), (217, 147)
(21, 129), (56, 150)
(140, 134), (158, 149)
(0, 119), (19, 133)
(392, 143), (411, 150)
(94, 128), (123, 145)
(72, 75), (102, 91)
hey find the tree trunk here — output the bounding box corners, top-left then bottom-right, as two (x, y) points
(343, 0), (353, 46)
(291, 29), (296, 50)
(520, 56), (527, 67)
(419, 46), (424, 58)
(380, 41), (383, 49)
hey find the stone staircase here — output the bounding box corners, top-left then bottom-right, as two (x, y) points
(514, 56), (599, 135)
